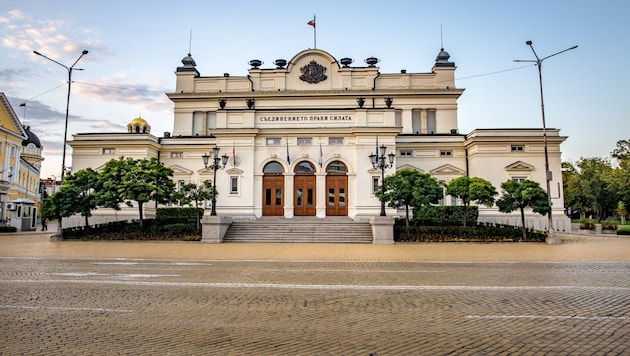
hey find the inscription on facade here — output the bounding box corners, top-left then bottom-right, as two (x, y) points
(259, 115), (352, 122)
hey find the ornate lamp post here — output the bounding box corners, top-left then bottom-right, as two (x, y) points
(514, 41), (577, 244)
(202, 147), (229, 216)
(369, 144), (396, 216)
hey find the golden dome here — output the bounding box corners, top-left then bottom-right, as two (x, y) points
(127, 116), (151, 133)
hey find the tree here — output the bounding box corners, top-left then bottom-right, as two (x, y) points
(611, 139), (630, 210)
(62, 168), (99, 227)
(496, 179), (550, 240)
(445, 176), (497, 226)
(378, 168), (442, 228)
(99, 157), (176, 227)
(576, 157), (617, 221)
(562, 161), (592, 219)
(178, 180), (214, 230)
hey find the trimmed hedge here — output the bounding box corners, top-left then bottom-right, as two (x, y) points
(395, 219), (546, 242)
(63, 220), (202, 241)
(0, 225), (17, 233)
(617, 226), (630, 235)
(413, 205), (478, 226)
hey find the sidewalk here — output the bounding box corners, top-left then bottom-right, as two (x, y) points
(1, 228), (628, 263)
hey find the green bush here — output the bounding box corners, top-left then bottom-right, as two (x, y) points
(601, 220), (618, 231)
(395, 221), (546, 242)
(0, 225), (17, 233)
(617, 226), (630, 235)
(62, 217), (201, 240)
(413, 205), (478, 226)
(579, 219), (596, 230)
(156, 207), (203, 225)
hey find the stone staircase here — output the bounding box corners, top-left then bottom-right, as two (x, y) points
(223, 217), (373, 243)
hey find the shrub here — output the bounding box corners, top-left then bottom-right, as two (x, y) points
(395, 221), (546, 242)
(413, 205), (478, 226)
(579, 219), (596, 230)
(617, 226), (630, 235)
(0, 225), (17, 233)
(601, 220), (618, 231)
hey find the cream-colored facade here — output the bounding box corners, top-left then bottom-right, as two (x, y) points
(0, 93), (44, 230)
(68, 48), (570, 232)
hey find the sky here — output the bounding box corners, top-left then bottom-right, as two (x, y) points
(1, 0), (628, 179)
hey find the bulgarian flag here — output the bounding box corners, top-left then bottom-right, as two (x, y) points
(307, 17), (316, 28)
(318, 140), (323, 168)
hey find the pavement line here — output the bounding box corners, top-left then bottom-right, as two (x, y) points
(3, 279), (630, 291)
(264, 269), (446, 273)
(465, 315), (630, 321)
(0, 304), (133, 313)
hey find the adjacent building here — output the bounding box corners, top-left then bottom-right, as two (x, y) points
(68, 48), (571, 232)
(0, 93), (44, 230)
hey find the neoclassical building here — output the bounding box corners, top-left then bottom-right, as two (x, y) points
(68, 48), (570, 232)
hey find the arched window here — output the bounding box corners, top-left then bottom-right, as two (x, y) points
(326, 161), (347, 175)
(294, 161), (315, 174)
(263, 161), (284, 175)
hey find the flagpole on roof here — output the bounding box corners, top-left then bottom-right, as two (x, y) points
(307, 14), (316, 49)
(314, 14), (316, 49)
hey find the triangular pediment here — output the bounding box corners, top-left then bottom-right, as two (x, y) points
(397, 164), (425, 173)
(226, 167), (244, 175)
(505, 161), (534, 171)
(0, 94), (28, 140)
(430, 164), (465, 175)
(170, 164), (193, 175)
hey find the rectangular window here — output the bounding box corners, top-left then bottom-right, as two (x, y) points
(0, 141), (3, 154)
(266, 138), (281, 145)
(427, 109), (437, 134)
(372, 177), (380, 194)
(297, 137), (312, 145)
(171, 152), (183, 158)
(206, 112), (216, 134)
(412, 109), (422, 134)
(440, 150), (452, 157)
(329, 137), (344, 145)
(102, 148), (115, 155)
(512, 176), (527, 183)
(511, 145), (524, 152)
(192, 111), (203, 136)
(400, 150), (412, 157)
(230, 176), (238, 194)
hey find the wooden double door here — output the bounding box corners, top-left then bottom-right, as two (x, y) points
(262, 173), (348, 217)
(326, 175), (348, 216)
(262, 175), (284, 216)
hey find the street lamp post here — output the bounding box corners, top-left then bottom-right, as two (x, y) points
(514, 40), (577, 244)
(202, 147), (229, 216)
(369, 144), (396, 216)
(33, 49), (88, 186)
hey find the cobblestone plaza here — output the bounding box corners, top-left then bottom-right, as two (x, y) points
(1, 232), (628, 355)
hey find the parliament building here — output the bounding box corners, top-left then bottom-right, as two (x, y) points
(68, 47), (571, 233)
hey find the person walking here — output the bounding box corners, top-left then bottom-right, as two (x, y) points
(41, 217), (48, 231)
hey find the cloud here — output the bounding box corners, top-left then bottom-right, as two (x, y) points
(0, 9), (103, 61)
(73, 77), (172, 113)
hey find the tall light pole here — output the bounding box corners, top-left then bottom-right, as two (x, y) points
(514, 40), (577, 244)
(369, 144), (396, 216)
(202, 147), (229, 216)
(33, 49), (88, 186)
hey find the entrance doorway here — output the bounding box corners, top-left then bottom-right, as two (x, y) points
(325, 161), (348, 216)
(294, 161), (316, 216)
(262, 162), (284, 216)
